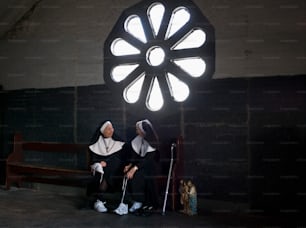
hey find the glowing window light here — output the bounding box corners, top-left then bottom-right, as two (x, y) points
(146, 77), (164, 111)
(173, 57), (206, 77)
(123, 73), (145, 103)
(146, 46), (165, 66)
(111, 64), (139, 82)
(104, 1), (215, 112)
(166, 73), (190, 102)
(165, 7), (190, 40)
(147, 3), (165, 37)
(171, 28), (206, 50)
(111, 38), (140, 56)
(124, 15), (147, 43)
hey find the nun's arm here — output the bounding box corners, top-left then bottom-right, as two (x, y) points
(133, 152), (155, 170)
(90, 150), (104, 164)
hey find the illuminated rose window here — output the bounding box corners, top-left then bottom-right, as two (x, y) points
(104, 0), (215, 112)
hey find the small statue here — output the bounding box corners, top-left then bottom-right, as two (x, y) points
(187, 180), (197, 215)
(179, 179), (197, 215)
(179, 179), (190, 214)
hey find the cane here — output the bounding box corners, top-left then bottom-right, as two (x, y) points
(120, 176), (128, 204)
(162, 142), (176, 215)
(114, 176), (129, 215)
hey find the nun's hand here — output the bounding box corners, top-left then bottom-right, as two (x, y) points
(100, 161), (107, 167)
(126, 170), (133, 179)
(126, 166), (138, 179)
(124, 164), (132, 173)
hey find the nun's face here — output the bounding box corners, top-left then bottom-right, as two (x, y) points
(103, 124), (114, 138)
(136, 126), (145, 137)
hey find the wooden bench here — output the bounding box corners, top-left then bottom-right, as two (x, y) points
(5, 132), (184, 211)
(5, 133), (91, 189)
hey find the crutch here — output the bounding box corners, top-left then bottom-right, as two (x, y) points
(162, 142), (176, 215)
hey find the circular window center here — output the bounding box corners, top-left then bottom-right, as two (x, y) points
(146, 46), (165, 66)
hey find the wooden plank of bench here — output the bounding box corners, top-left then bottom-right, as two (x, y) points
(6, 162), (91, 188)
(22, 142), (87, 153)
(7, 162), (90, 176)
(20, 176), (92, 187)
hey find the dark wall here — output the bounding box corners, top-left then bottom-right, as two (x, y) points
(1, 75), (305, 213)
(184, 78), (248, 203)
(248, 77), (306, 213)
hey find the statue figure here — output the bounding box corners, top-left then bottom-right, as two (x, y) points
(187, 180), (197, 215)
(179, 179), (197, 215)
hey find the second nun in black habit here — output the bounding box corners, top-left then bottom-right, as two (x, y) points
(114, 119), (159, 215)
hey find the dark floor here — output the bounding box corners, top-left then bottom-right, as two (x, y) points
(0, 185), (305, 228)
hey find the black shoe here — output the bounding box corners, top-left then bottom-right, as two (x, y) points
(134, 205), (154, 217)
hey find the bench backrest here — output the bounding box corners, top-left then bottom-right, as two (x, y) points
(8, 133), (89, 170)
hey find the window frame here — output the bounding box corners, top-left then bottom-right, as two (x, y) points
(104, 0), (215, 113)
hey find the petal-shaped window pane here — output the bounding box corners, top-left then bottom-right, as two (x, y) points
(123, 73), (145, 103)
(111, 38), (141, 56)
(124, 15), (147, 43)
(146, 77), (164, 111)
(173, 57), (206, 77)
(147, 3), (165, 37)
(111, 64), (139, 82)
(172, 28), (206, 50)
(165, 7), (190, 40)
(166, 73), (190, 102)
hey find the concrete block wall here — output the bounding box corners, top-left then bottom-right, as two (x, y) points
(184, 78), (249, 202)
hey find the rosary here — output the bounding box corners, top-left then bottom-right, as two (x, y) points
(103, 138), (115, 153)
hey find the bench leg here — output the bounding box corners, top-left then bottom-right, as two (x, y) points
(5, 179), (11, 190)
(5, 174), (23, 190)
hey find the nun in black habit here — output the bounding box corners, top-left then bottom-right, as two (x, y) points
(114, 119), (160, 215)
(86, 120), (128, 213)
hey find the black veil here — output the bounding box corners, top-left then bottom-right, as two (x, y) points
(89, 120), (124, 145)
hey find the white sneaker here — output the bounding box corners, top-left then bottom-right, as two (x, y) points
(94, 200), (108, 213)
(129, 201), (142, 212)
(114, 203), (128, 215)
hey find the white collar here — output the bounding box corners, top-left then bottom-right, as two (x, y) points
(89, 136), (124, 156)
(131, 135), (155, 157)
